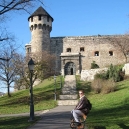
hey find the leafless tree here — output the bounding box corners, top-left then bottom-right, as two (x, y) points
(0, 45), (25, 97)
(0, 0), (44, 43)
(106, 34), (129, 63)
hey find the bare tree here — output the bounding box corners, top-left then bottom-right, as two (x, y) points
(14, 51), (56, 90)
(106, 34), (129, 63)
(0, 0), (44, 43)
(0, 45), (25, 97)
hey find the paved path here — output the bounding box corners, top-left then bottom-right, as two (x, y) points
(27, 106), (75, 129)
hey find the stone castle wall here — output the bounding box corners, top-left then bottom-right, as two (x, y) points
(50, 35), (126, 73)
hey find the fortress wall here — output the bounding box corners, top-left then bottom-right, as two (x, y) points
(50, 37), (64, 73)
(50, 36), (125, 71)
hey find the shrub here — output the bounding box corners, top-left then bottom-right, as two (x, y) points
(91, 78), (103, 93)
(101, 78), (116, 94)
(91, 61), (99, 69)
(91, 78), (116, 94)
(95, 64), (124, 82)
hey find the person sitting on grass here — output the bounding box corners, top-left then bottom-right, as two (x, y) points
(71, 90), (89, 128)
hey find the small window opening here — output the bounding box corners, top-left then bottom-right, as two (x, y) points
(67, 48), (71, 52)
(34, 24), (37, 29)
(47, 16), (49, 22)
(109, 51), (113, 56)
(38, 15), (41, 20)
(80, 47), (84, 52)
(94, 51), (99, 56)
(27, 48), (31, 53)
(38, 24), (42, 29)
(31, 17), (33, 22)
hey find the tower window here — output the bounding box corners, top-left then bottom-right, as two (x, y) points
(38, 15), (41, 20)
(27, 47), (31, 53)
(34, 24), (37, 29)
(94, 51), (99, 56)
(31, 17), (33, 22)
(38, 24), (42, 29)
(67, 48), (71, 52)
(80, 47), (84, 52)
(109, 51), (113, 56)
(47, 16), (49, 22)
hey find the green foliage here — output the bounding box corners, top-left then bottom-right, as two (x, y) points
(91, 61), (99, 69)
(95, 64), (124, 82)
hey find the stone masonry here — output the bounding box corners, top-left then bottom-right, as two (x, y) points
(25, 6), (129, 76)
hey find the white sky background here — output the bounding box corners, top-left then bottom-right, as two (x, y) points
(1, 0), (129, 93)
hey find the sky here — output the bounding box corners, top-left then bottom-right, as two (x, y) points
(1, 0), (129, 93)
(6, 0), (129, 50)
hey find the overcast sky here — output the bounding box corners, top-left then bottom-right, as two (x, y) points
(1, 0), (129, 93)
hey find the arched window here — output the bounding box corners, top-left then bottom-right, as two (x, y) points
(38, 24), (42, 29)
(30, 25), (33, 31)
(94, 51), (99, 56)
(34, 24), (37, 29)
(31, 17), (33, 22)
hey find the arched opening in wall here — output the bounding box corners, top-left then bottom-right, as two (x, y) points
(65, 62), (76, 75)
(38, 24), (42, 29)
(31, 17), (33, 22)
(34, 24), (37, 30)
(43, 24), (46, 30)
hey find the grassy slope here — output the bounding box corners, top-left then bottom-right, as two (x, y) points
(0, 76), (129, 129)
(0, 76), (62, 114)
(76, 77), (129, 129)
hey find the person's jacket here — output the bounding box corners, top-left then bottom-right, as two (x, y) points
(74, 95), (89, 115)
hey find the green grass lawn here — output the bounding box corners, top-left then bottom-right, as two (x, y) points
(0, 76), (63, 115)
(0, 76), (129, 129)
(0, 116), (40, 129)
(76, 76), (129, 129)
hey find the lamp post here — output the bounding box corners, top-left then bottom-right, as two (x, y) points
(28, 58), (35, 121)
(60, 71), (62, 88)
(54, 75), (56, 101)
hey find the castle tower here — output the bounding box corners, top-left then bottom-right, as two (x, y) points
(27, 6), (53, 54)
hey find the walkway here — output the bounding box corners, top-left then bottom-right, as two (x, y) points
(27, 105), (75, 129)
(0, 75), (80, 128)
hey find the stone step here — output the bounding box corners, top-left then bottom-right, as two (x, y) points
(59, 94), (78, 100)
(58, 100), (78, 105)
(63, 85), (76, 88)
(62, 90), (77, 95)
(62, 87), (76, 91)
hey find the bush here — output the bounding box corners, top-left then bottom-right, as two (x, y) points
(91, 78), (116, 94)
(95, 64), (124, 82)
(101, 78), (116, 94)
(91, 61), (99, 69)
(91, 78), (103, 93)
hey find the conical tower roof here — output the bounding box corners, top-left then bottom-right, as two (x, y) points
(28, 6), (54, 21)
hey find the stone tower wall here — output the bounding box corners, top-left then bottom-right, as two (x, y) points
(29, 15), (52, 53)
